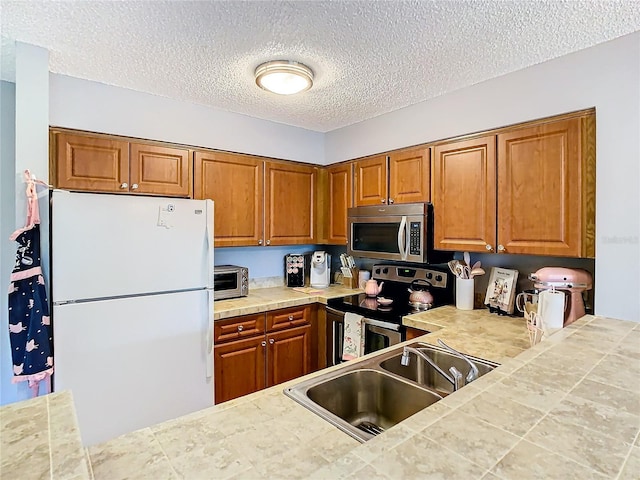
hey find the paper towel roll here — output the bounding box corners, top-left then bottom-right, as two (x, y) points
(538, 290), (565, 334)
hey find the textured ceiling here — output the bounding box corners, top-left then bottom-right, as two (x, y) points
(2, 1), (640, 132)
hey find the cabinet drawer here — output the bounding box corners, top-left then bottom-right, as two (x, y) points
(214, 313), (265, 343)
(266, 305), (310, 332)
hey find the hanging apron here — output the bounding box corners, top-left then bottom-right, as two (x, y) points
(8, 171), (53, 397)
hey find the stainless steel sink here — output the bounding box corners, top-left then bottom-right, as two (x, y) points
(285, 367), (441, 442)
(284, 341), (499, 442)
(378, 342), (498, 395)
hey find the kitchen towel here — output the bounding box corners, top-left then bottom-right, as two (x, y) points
(342, 312), (365, 361)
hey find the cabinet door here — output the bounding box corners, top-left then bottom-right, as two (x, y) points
(497, 118), (586, 256)
(354, 155), (388, 206)
(53, 132), (129, 193)
(388, 147), (430, 204)
(266, 325), (311, 388)
(214, 336), (265, 404)
(432, 136), (497, 252)
(265, 162), (316, 245)
(129, 143), (191, 197)
(325, 163), (352, 245)
(194, 151), (264, 247)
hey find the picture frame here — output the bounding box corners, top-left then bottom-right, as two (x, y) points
(484, 267), (519, 314)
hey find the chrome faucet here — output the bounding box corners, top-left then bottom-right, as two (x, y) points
(400, 346), (464, 391)
(437, 339), (480, 383)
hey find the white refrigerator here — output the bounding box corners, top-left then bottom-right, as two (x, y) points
(51, 190), (214, 446)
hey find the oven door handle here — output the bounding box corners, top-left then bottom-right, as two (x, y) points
(397, 215), (408, 261)
(363, 317), (402, 332)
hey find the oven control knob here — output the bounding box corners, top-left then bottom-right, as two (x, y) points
(383, 268), (388, 274)
(435, 275), (443, 282)
(426, 272), (433, 279)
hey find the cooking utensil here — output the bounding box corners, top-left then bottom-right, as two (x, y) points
(472, 261), (481, 271)
(470, 267), (485, 278)
(463, 252), (471, 268)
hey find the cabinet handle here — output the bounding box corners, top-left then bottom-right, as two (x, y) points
(261, 341), (266, 347)
(288, 315), (294, 321)
(497, 244), (505, 253)
(266, 240), (271, 246)
(485, 244), (493, 251)
(269, 338), (275, 345)
(388, 198), (394, 204)
(131, 183), (139, 190)
(120, 182), (128, 189)
(258, 239), (263, 245)
(237, 325), (243, 332)
(380, 198), (386, 204)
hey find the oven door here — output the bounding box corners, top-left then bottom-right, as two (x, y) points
(364, 320), (403, 353)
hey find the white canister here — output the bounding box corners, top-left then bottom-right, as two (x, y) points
(455, 278), (475, 310)
(538, 289), (565, 335)
(358, 270), (371, 289)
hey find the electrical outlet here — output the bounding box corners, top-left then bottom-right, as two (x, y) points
(474, 293), (484, 308)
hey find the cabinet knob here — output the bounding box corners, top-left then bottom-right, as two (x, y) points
(120, 182), (128, 189)
(288, 315), (294, 321)
(258, 239), (263, 245)
(266, 240), (271, 246)
(388, 198), (394, 204)
(269, 338), (275, 345)
(497, 244), (505, 253)
(237, 325), (243, 332)
(261, 341), (266, 347)
(381, 198), (386, 204)
(485, 244), (493, 251)
(131, 183), (139, 190)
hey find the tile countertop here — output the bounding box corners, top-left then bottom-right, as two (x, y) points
(213, 284), (362, 320)
(2, 299), (639, 479)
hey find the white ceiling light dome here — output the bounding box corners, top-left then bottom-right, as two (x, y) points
(255, 60), (314, 95)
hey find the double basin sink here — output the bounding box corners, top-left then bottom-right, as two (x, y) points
(284, 342), (499, 442)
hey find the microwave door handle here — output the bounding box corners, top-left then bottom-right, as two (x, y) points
(397, 215), (408, 260)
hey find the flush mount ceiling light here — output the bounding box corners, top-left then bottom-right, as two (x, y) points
(254, 60), (314, 95)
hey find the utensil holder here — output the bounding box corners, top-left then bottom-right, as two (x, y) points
(344, 268), (359, 289)
(455, 278), (474, 310)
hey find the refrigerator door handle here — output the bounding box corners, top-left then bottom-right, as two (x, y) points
(205, 199), (215, 289)
(206, 288), (214, 380)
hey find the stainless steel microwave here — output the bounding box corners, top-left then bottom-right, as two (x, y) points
(213, 265), (249, 300)
(347, 203), (435, 263)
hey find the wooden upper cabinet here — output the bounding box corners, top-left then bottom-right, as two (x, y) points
(129, 143), (191, 197)
(324, 163), (352, 244)
(354, 155), (388, 206)
(53, 132), (129, 193)
(194, 151), (264, 247)
(497, 116), (594, 257)
(388, 147), (430, 204)
(265, 161), (317, 246)
(52, 131), (190, 197)
(433, 136), (497, 253)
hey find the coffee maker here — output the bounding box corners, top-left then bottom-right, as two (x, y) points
(310, 251), (331, 288)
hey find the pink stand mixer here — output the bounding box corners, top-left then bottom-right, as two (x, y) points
(529, 267), (593, 326)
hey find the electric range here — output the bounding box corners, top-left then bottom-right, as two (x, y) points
(326, 264), (454, 366)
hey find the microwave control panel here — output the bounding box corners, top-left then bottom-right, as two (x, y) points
(409, 222), (421, 255)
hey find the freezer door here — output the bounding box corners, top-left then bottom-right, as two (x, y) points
(53, 290), (213, 446)
(51, 190), (214, 302)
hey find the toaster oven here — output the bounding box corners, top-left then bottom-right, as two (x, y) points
(213, 265), (249, 300)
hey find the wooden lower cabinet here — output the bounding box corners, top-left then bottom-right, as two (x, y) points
(267, 325), (311, 387)
(213, 306), (313, 404)
(214, 336), (266, 404)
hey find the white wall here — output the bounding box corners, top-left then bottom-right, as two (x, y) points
(49, 74), (325, 165)
(1, 43), (51, 405)
(326, 33), (640, 322)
